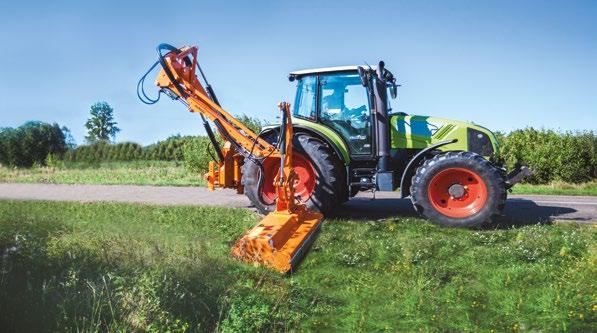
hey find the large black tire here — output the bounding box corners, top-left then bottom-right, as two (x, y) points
(242, 133), (343, 215)
(410, 151), (506, 228)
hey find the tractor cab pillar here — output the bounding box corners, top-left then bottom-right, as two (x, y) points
(358, 62), (399, 191)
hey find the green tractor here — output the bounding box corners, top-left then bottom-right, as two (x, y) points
(243, 62), (531, 227)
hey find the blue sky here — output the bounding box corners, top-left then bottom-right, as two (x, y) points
(0, 1), (595, 145)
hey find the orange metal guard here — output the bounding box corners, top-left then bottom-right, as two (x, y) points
(230, 102), (324, 273)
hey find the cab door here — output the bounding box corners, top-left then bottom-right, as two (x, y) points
(318, 73), (373, 157)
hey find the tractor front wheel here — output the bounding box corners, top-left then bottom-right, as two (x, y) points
(410, 151), (506, 228)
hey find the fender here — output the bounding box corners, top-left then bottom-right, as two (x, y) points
(294, 125), (350, 165)
(399, 139), (458, 198)
(261, 124), (350, 166)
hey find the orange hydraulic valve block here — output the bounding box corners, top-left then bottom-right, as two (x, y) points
(231, 102), (323, 273)
(205, 142), (244, 194)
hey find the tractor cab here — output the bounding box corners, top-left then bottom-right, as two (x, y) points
(288, 65), (398, 160)
(289, 61), (399, 193)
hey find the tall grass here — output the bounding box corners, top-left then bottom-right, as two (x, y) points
(512, 180), (597, 196)
(0, 161), (206, 186)
(1, 200), (594, 332)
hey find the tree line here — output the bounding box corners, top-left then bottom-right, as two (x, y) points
(0, 101), (594, 184)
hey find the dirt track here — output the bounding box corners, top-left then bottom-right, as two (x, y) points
(1, 183), (595, 225)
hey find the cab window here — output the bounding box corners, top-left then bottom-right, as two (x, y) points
(293, 76), (317, 120)
(319, 73), (372, 155)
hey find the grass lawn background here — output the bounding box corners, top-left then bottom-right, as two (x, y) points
(0, 200), (594, 332)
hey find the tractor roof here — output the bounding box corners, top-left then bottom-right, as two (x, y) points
(289, 65), (376, 78)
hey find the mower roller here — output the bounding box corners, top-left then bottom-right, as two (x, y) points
(138, 43), (531, 273)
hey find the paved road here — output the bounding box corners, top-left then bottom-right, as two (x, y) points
(1, 183), (595, 225)
(336, 191), (597, 226)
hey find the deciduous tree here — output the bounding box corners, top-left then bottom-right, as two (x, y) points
(85, 102), (120, 143)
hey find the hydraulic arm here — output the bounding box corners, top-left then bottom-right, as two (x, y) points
(147, 44), (277, 193)
(139, 43), (323, 273)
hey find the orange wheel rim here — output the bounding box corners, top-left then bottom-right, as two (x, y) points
(427, 167), (488, 218)
(260, 152), (316, 204)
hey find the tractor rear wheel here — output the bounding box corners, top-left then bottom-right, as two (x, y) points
(410, 151), (506, 228)
(242, 133), (342, 215)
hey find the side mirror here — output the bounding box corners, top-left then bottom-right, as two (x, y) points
(357, 66), (368, 87)
(390, 83), (397, 99)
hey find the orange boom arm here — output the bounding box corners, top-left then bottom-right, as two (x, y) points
(153, 44), (277, 192)
(143, 44), (323, 273)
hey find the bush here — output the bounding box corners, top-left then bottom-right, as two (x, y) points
(499, 128), (596, 184)
(236, 114), (264, 134)
(62, 135), (219, 173)
(64, 141), (143, 163)
(2, 114), (267, 169)
(182, 137), (216, 174)
(44, 153), (62, 168)
(0, 121), (67, 167)
(143, 135), (193, 161)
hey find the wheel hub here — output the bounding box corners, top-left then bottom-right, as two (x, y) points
(448, 183), (465, 199)
(260, 152), (315, 204)
(427, 167), (488, 218)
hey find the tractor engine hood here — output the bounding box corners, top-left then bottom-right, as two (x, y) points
(390, 114), (500, 157)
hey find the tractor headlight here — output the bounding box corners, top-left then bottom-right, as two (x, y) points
(467, 128), (494, 156)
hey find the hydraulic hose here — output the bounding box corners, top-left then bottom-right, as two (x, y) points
(137, 60), (162, 105)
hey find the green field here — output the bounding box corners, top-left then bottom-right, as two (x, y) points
(1, 200), (594, 332)
(0, 161), (206, 187)
(2, 162), (596, 196)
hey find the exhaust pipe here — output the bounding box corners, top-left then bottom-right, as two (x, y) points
(374, 61), (390, 172)
(373, 61), (395, 191)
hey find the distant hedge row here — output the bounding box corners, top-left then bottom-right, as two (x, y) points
(62, 135), (214, 171)
(0, 121), (67, 167)
(497, 128), (596, 184)
(62, 115), (264, 166)
(1, 120), (594, 185)
(64, 136), (190, 162)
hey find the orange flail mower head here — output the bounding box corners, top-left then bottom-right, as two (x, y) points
(230, 102), (324, 273)
(231, 207), (323, 273)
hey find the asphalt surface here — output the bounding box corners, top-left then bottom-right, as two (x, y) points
(1, 183), (596, 225)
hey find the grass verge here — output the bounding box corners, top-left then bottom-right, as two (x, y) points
(1, 200), (595, 332)
(0, 161), (205, 187)
(511, 181), (597, 196)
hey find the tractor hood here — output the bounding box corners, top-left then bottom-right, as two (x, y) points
(390, 114), (500, 156)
